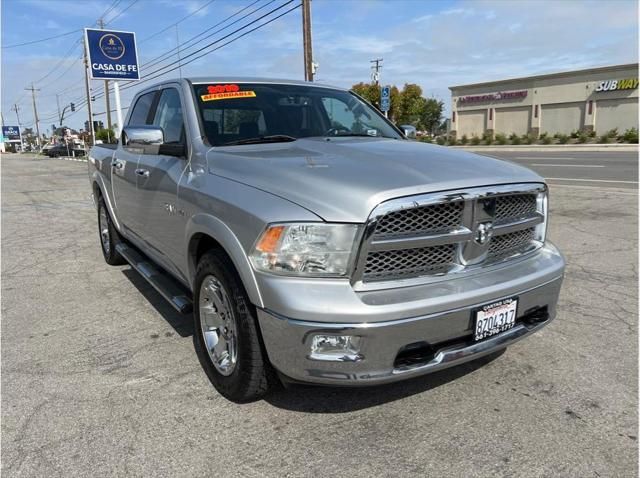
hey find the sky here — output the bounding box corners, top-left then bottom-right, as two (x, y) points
(1, 0), (638, 133)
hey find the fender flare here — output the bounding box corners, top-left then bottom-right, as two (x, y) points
(185, 213), (263, 308)
(91, 171), (122, 232)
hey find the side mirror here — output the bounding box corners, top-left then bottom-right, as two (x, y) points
(122, 126), (185, 157)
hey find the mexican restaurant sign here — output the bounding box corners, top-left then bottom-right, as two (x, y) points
(458, 90), (528, 104)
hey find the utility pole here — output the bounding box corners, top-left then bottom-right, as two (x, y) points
(25, 84), (41, 147)
(175, 25), (183, 79)
(370, 58), (383, 85)
(302, 0), (314, 82)
(97, 18), (112, 134)
(12, 104), (21, 125)
(56, 94), (62, 126)
(83, 36), (96, 146)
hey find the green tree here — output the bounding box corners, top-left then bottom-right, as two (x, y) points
(351, 82), (380, 108)
(95, 128), (117, 143)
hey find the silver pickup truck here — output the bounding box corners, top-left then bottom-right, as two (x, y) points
(88, 78), (565, 402)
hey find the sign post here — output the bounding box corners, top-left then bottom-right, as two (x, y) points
(84, 28), (140, 139)
(380, 85), (391, 118)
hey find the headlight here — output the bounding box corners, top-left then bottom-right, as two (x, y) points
(535, 188), (548, 243)
(249, 223), (359, 276)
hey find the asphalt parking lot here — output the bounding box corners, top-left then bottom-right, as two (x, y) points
(2, 153), (637, 477)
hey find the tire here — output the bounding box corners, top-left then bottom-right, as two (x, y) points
(194, 250), (275, 402)
(97, 196), (126, 265)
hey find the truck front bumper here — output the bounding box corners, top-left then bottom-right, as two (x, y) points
(256, 243), (565, 386)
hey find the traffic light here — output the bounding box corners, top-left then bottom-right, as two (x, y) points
(70, 102), (75, 112)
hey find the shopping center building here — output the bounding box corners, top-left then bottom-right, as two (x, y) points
(449, 63), (638, 138)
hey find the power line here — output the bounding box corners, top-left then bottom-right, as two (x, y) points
(133, 1), (298, 85)
(99, 0), (122, 23)
(139, 0), (216, 43)
(117, 1), (302, 94)
(141, 0), (269, 71)
(104, 0), (140, 24)
(34, 40), (83, 87)
(2, 29), (82, 49)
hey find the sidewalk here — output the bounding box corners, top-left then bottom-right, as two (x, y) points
(451, 144), (638, 152)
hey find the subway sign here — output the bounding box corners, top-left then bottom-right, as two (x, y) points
(595, 78), (638, 92)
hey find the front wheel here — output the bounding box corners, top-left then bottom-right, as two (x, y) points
(194, 251), (275, 402)
(97, 197), (126, 265)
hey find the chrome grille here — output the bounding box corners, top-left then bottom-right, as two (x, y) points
(373, 201), (464, 238)
(487, 227), (536, 261)
(363, 244), (457, 281)
(495, 194), (537, 225)
(356, 184), (545, 286)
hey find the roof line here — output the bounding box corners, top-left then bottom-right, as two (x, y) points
(449, 63), (639, 90)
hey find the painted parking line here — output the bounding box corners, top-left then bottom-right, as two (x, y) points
(546, 177), (638, 184)
(515, 157), (577, 160)
(531, 164), (605, 168)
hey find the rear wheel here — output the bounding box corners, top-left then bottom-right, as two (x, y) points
(97, 197), (126, 265)
(194, 251), (274, 402)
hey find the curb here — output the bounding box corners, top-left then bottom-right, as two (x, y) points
(450, 144), (638, 152)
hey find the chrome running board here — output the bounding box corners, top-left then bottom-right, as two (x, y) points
(116, 243), (193, 314)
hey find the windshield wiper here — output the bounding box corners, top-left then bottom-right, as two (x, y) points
(221, 135), (297, 146)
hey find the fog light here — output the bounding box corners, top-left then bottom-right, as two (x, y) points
(309, 335), (363, 361)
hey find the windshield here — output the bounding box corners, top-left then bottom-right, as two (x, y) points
(192, 82), (402, 146)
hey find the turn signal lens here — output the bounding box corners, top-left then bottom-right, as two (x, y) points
(255, 225), (285, 253)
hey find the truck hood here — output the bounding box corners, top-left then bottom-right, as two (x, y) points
(206, 138), (543, 223)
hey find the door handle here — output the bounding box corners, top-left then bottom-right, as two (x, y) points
(135, 168), (150, 178)
(112, 160), (124, 170)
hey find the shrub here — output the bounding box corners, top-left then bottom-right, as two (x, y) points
(599, 134), (610, 144)
(606, 128), (618, 138)
(494, 133), (507, 145)
(588, 130), (596, 138)
(557, 134), (569, 144)
(419, 136), (432, 143)
(553, 132), (561, 139)
(577, 132), (588, 143)
(511, 134), (521, 145)
(470, 135), (481, 145)
(482, 132), (493, 145)
(570, 129), (580, 139)
(541, 135), (553, 144)
(539, 132), (548, 140)
(447, 137), (458, 146)
(460, 134), (468, 145)
(622, 127), (638, 143)
(522, 134), (533, 145)
(436, 136), (446, 145)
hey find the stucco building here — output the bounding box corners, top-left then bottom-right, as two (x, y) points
(449, 63), (638, 138)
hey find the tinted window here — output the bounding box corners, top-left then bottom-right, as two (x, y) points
(153, 88), (184, 144)
(128, 91), (156, 126)
(193, 83), (401, 146)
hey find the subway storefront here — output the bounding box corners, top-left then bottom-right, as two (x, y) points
(449, 63), (638, 138)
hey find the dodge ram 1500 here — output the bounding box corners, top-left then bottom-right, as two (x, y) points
(88, 78), (565, 402)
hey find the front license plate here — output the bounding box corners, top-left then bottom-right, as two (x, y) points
(473, 297), (518, 341)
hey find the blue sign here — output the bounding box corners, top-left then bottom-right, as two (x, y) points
(85, 28), (140, 81)
(380, 85), (391, 112)
(2, 126), (21, 142)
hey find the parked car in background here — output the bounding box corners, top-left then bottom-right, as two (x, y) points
(400, 124), (417, 138)
(88, 77), (565, 402)
(46, 142), (85, 157)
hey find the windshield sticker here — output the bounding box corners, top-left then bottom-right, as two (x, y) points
(201, 84), (256, 101)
